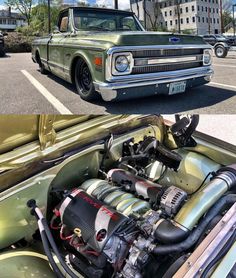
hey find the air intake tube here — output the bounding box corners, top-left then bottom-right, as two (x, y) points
(154, 164), (236, 244)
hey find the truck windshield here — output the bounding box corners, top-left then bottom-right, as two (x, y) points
(73, 10), (143, 32)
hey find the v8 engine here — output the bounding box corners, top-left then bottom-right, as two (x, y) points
(27, 135), (236, 278)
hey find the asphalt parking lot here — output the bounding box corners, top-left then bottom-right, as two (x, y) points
(0, 51), (236, 114)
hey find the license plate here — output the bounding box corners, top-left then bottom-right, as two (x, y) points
(169, 81), (186, 95)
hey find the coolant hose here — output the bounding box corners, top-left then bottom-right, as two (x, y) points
(152, 194), (236, 255)
(154, 164), (236, 244)
(27, 200), (79, 278)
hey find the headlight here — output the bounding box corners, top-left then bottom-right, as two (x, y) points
(203, 49), (212, 66)
(112, 52), (133, 76)
(115, 56), (129, 72)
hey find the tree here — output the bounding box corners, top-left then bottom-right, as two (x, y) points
(5, 0), (33, 25)
(143, 1), (161, 30)
(174, 0), (181, 33)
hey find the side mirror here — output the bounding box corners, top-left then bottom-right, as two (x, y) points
(53, 26), (60, 34)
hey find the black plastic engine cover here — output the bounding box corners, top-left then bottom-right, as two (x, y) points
(59, 189), (128, 252)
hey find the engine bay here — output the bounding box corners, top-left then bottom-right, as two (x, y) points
(1, 115), (236, 278)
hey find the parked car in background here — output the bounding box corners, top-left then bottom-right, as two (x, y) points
(202, 34), (231, 58)
(0, 32), (6, 57)
(32, 7), (213, 102)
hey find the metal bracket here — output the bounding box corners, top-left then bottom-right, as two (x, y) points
(38, 115), (56, 150)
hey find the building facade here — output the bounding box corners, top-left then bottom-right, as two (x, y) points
(0, 8), (26, 32)
(131, 0), (221, 35)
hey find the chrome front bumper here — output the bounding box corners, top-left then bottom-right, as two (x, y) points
(94, 66), (214, 101)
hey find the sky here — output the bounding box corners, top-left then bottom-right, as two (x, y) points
(0, 0), (130, 10)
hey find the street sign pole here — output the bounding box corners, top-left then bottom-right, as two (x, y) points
(233, 4), (236, 37)
(48, 0), (51, 34)
(114, 0), (118, 9)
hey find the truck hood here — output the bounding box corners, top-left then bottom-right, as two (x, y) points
(76, 31), (206, 48)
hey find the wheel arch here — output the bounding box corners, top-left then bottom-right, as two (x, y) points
(70, 53), (95, 85)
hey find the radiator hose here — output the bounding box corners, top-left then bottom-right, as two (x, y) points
(154, 164), (236, 244)
(152, 194), (236, 255)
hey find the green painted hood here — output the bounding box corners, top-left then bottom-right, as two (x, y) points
(75, 31), (206, 47)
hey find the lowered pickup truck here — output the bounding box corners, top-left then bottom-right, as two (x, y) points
(32, 7), (213, 102)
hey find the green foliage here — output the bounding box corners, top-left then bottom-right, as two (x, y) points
(30, 4), (60, 35)
(222, 10), (233, 28)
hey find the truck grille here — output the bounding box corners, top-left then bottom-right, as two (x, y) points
(131, 48), (204, 75)
(132, 62), (202, 74)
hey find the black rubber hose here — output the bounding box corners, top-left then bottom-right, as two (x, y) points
(41, 217), (79, 278)
(39, 224), (65, 278)
(152, 194), (236, 255)
(201, 228), (236, 278)
(27, 200), (79, 278)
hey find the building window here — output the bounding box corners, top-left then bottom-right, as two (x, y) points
(209, 8), (211, 12)
(192, 5), (195, 11)
(180, 8), (183, 13)
(205, 7), (207, 12)
(210, 18), (212, 23)
(206, 17), (208, 23)
(175, 19), (178, 25)
(216, 8), (219, 13)
(209, 0), (211, 2)
(216, 0), (218, 3)
(165, 21), (168, 26)
(198, 16), (201, 22)
(186, 7), (188, 12)
(160, 3), (163, 8)
(169, 1), (172, 6)
(170, 20), (173, 25)
(165, 11), (167, 16)
(217, 18), (219, 24)
(213, 18), (216, 23)
(181, 18), (183, 24)
(186, 17), (189, 23)
(170, 10), (172, 16)
(213, 8), (215, 13)
(198, 5), (200, 11)
(202, 17), (204, 22)
(192, 16), (195, 22)
(202, 6), (204, 11)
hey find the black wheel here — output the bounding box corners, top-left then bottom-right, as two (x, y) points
(36, 52), (47, 74)
(0, 48), (5, 57)
(215, 45), (228, 58)
(75, 59), (98, 101)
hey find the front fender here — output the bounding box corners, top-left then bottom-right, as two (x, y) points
(214, 42), (230, 49)
(69, 50), (105, 84)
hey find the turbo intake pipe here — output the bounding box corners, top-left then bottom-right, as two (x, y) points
(154, 164), (236, 244)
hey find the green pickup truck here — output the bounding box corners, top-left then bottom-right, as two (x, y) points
(32, 7), (213, 102)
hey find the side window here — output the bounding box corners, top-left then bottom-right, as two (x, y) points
(59, 12), (69, 33)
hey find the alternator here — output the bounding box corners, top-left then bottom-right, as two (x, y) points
(160, 186), (187, 216)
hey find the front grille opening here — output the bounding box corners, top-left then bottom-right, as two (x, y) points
(132, 48), (203, 58)
(131, 48), (204, 74)
(132, 62), (203, 74)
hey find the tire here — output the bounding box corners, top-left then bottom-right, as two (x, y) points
(215, 45), (228, 58)
(0, 48), (5, 57)
(74, 59), (98, 101)
(36, 52), (48, 74)
(39, 60), (48, 74)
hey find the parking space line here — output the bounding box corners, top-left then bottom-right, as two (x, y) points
(210, 82), (236, 91)
(21, 70), (72, 114)
(213, 64), (236, 68)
